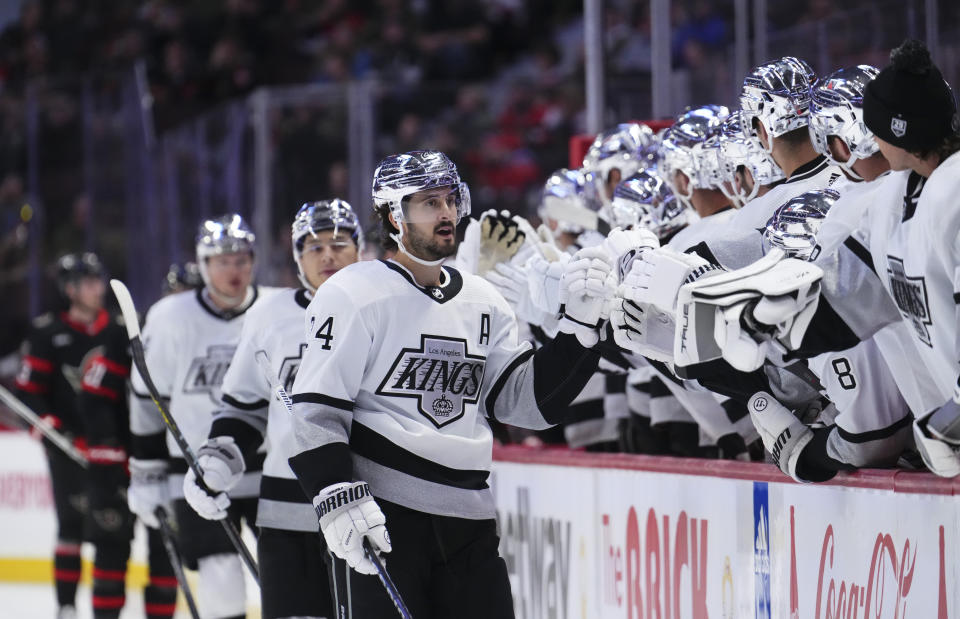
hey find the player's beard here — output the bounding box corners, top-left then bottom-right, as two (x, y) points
(404, 222), (457, 261)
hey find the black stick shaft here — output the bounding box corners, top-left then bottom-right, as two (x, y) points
(155, 506), (201, 619)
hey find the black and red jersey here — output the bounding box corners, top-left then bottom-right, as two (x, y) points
(16, 309), (129, 451)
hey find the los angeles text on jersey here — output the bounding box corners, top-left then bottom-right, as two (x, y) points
(375, 334), (485, 428)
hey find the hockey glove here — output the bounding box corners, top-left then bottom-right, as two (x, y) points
(128, 458), (171, 529)
(476, 210), (527, 276)
(609, 297), (676, 362)
(600, 227), (660, 283)
(527, 252), (569, 317)
(314, 481), (392, 575)
(558, 247), (616, 347)
(183, 436), (245, 521)
(748, 392), (813, 482)
(673, 252), (822, 371)
(623, 247), (723, 314)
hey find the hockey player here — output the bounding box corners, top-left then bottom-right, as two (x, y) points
(716, 110), (785, 205)
(129, 214), (271, 619)
(611, 110), (755, 458)
(712, 40), (960, 477)
(748, 191), (914, 481)
(288, 150), (614, 617)
(582, 122), (659, 206)
(15, 253), (132, 619)
(537, 168), (602, 248)
(808, 65), (888, 184)
(181, 200), (363, 619)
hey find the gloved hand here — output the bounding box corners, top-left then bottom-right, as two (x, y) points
(600, 227), (660, 283)
(476, 210), (527, 276)
(314, 481), (392, 575)
(183, 436), (246, 520)
(527, 252), (569, 317)
(183, 436), (245, 521)
(609, 297), (676, 362)
(748, 392), (813, 482)
(558, 247), (616, 347)
(623, 246), (722, 313)
(128, 458), (170, 529)
(29, 414), (62, 442)
(534, 223), (563, 262)
(485, 262), (552, 326)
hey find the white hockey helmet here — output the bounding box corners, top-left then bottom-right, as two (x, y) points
(740, 56), (817, 150)
(195, 214), (256, 287)
(761, 189), (839, 260)
(808, 65), (880, 181)
(372, 150), (470, 227)
(539, 167), (601, 233)
(610, 170), (689, 241)
(291, 199), (364, 291)
(582, 122), (659, 204)
(658, 104), (730, 203)
(717, 111), (785, 203)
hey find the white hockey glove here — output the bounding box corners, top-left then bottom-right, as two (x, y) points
(600, 227), (660, 283)
(609, 297), (676, 362)
(558, 247), (616, 347)
(623, 247), (723, 314)
(476, 210), (527, 276)
(485, 262), (552, 326)
(748, 392), (814, 482)
(128, 458), (170, 529)
(182, 436), (245, 521)
(913, 399), (960, 477)
(534, 223), (563, 262)
(314, 481), (392, 575)
(673, 251), (822, 371)
(527, 252), (569, 316)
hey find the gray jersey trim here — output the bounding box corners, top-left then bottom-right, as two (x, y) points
(353, 454), (495, 520)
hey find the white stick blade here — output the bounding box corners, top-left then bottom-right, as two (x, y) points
(109, 279), (141, 339)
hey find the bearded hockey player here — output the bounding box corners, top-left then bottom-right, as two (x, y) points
(182, 200), (363, 619)
(288, 150), (614, 618)
(129, 214), (272, 619)
(16, 253), (132, 619)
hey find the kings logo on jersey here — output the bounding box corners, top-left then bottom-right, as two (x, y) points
(183, 344), (237, 404)
(376, 335), (485, 428)
(887, 256), (933, 347)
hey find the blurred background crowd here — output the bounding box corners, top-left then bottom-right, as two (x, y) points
(0, 0), (958, 364)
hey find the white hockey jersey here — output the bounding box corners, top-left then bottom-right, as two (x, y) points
(130, 286), (275, 498)
(289, 260), (599, 520)
(210, 288), (317, 531)
(810, 152), (960, 407)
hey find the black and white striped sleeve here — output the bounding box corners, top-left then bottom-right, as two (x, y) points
(482, 302), (600, 428)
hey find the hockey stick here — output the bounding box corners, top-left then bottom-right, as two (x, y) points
(154, 505), (201, 619)
(253, 352), (413, 619)
(109, 279), (260, 583)
(0, 384), (89, 468)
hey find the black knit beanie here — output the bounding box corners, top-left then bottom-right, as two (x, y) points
(863, 39), (959, 152)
